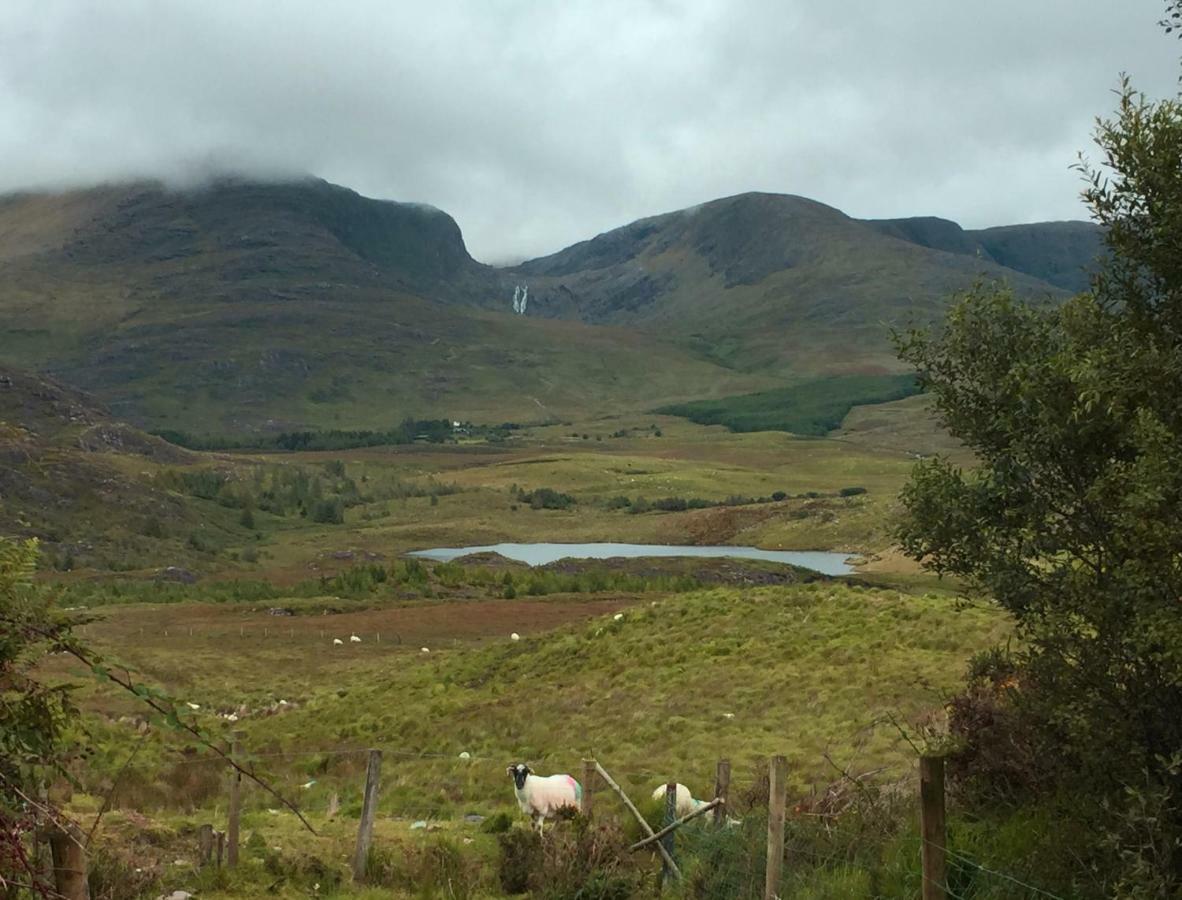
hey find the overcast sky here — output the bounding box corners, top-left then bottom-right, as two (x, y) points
(1, 1), (1178, 262)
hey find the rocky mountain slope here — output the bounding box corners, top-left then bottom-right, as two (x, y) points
(0, 178), (1103, 431)
(0, 179), (768, 431)
(510, 192), (1100, 375)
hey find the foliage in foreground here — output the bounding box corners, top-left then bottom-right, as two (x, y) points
(896, 40), (1182, 893)
(0, 538), (80, 891)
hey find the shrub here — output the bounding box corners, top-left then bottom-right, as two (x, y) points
(654, 497), (689, 512)
(481, 811), (514, 834)
(310, 499), (344, 524)
(839, 486), (868, 497)
(771, 491), (787, 501)
(534, 815), (646, 900)
(498, 827), (543, 894)
(87, 844), (163, 900)
(522, 488), (576, 510)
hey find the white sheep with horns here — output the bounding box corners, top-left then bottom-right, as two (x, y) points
(507, 763), (582, 833)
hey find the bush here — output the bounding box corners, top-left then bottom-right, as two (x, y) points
(653, 497), (689, 512)
(771, 491), (787, 501)
(87, 844), (163, 900)
(522, 488), (576, 510)
(497, 827), (543, 894)
(310, 498), (344, 524)
(481, 811), (514, 834)
(839, 486), (868, 497)
(535, 816), (646, 900)
(365, 838), (483, 896)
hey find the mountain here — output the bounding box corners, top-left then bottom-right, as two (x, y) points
(968, 221), (1104, 293)
(0, 176), (491, 296)
(0, 179), (770, 431)
(0, 364), (229, 570)
(0, 178), (1104, 432)
(863, 216), (1103, 292)
(510, 192), (1095, 376)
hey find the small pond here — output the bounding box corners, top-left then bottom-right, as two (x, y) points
(407, 542), (855, 576)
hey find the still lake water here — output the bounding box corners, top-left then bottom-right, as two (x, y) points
(408, 542), (855, 576)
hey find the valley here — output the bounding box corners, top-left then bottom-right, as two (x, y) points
(0, 177), (1077, 898)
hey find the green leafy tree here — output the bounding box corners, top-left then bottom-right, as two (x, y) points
(895, 31), (1182, 887)
(0, 539), (79, 887)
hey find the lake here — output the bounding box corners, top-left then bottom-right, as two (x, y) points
(407, 542), (855, 576)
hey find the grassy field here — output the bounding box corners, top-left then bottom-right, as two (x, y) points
(10, 382), (1001, 896)
(655, 374), (920, 435)
(39, 555), (1007, 898)
(17, 409), (934, 579)
(47, 569), (1007, 898)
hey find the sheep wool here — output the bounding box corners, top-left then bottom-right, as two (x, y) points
(651, 783), (707, 818)
(508, 764), (582, 831)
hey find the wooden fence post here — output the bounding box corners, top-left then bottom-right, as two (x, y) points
(197, 823), (214, 867)
(661, 782), (678, 887)
(216, 830), (225, 867)
(227, 731), (244, 868)
(582, 759), (596, 819)
(32, 783), (52, 885)
(629, 799), (722, 852)
(594, 762), (680, 879)
(714, 759), (731, 827)
(352, 749), (383, 883)
(920, 755), (947, 900)
(48, 823), (89, 900)
(765, 755), (787, 900)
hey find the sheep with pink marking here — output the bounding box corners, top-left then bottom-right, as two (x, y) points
(507, 762), (582, 833)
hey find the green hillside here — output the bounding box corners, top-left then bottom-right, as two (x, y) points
(656, 374), (921, 435)
(511, 192), (1082, 379)
(0, 180), (772, 432)
(0, 179), (1094, 433)
(78, 581), (1008, 817)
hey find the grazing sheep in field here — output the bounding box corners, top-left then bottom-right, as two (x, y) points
(652, 783), (708, 818)
(332, 638), (343, 646)
(507, 763), (581, 833)
(650, 783), (740, 826)
(350, 634), (361, 643)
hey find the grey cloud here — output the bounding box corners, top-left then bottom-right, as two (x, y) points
(0, 0), (1177, 262)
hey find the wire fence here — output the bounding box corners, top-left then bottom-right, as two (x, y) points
(60, 735), (1085, 900)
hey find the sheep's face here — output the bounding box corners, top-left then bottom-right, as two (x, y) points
(507, 763), (531, 789)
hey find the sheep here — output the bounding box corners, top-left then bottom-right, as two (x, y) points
(651, 783), (709, 818)
(350, 634), (361, 643)
(507, 763), (582, 833)
(332, 638), (343, 646)
(650, 783), (741, 827)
